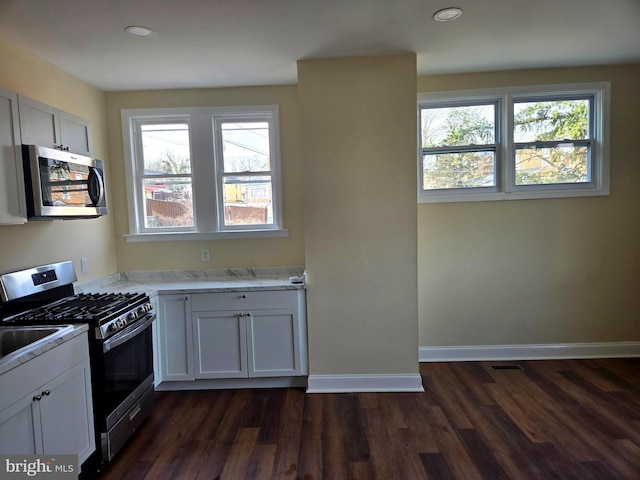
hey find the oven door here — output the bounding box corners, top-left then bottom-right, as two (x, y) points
(101, 313), (155, 431)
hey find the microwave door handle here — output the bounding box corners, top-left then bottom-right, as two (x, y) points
(87, 167), (105, 206)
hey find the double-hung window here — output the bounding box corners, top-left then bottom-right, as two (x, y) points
(420, 100), (499, 192)
(122, 106), (285, 240)
(214, 116), (278, 231)
(418, 83), (610, 203)
(136, 119), (194, 230)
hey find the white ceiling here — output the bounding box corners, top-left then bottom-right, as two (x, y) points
(1, 0), (639, 92)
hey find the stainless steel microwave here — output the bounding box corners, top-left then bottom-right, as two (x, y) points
(22, 144), (108, 219)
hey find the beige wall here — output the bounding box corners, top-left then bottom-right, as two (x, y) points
(0, 36), (117, 280)
(298, 55), (419, 375)
(105, 86), (304, 271)
(417, 64), (640, 346)
(2, 29), (637, 356)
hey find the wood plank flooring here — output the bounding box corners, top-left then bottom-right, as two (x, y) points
(88, 358), (640, 479)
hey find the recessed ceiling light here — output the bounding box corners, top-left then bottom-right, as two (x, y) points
(433, 7), (463, 22)
(125, 25), (153, 38)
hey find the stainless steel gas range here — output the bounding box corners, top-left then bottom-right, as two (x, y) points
(0, 261), (155, 464)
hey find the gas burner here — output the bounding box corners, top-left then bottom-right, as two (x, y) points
(2, 292), (150, 327)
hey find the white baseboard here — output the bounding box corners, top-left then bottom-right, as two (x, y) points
(155, 376), (307, 391)
(306, 373), (424, 393)
(419, 342), (640, 362)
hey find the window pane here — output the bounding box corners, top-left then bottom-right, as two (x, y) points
(141, 123), (191, 174)
(222, 175), (272, 226)
(514, 99), (589, 143)
(515, 145), (589, 185)
(421, 104), (495, 148)
(221, 122), (270, 173)
(143, 178), (193, 228)
(423, 151), (495, 190)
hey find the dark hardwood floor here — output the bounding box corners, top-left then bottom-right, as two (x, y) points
(89, 358), (640, 479)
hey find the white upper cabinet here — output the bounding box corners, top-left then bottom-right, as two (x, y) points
(0, 91), (96, 224)
(59, 110), (93, 156)
(18, 95), (59, 147)
(18, 94), (93, 156)
(0, 87), (27, 224)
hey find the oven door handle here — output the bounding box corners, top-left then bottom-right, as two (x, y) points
(103, 313), (155, 353)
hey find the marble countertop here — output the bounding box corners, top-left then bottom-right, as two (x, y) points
(74, 266), (306, 298)
(0, 324), (89, 376)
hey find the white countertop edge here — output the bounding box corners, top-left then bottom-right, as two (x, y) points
(76, 279), (305, 298)
(75, 266), (306, 296)
(0, 324), (89, 376)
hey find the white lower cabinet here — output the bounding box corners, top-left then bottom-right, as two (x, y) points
(157, 294), (194, 381)
(193, 310), (247, 378)
(0, 333), (95, 466)
(246, 308), (302, 377)
(158, 289), (307, 385)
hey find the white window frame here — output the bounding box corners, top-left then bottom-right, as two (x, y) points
(121, 106), (287, 242)
(417, 82), (610, 204)
(131, 116), (195, 234)
(212, 112), (281, 233)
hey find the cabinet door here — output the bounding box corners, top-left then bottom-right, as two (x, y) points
(246, 308), (302, 377)
(18, 95), (60, 148)
(39, 359), (95, 465)
(158, 295), (194, 381)
(59, 111), (93, 156)
(0, 392), (41, 455)
(193, 311), (248, 379)
(0, 88), (27, 224)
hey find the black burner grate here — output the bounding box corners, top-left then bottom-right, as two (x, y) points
(3, 292), (147, 325)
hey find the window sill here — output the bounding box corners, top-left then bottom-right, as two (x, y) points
(418, 186), (609, 204)
(124, 229), (289, 242)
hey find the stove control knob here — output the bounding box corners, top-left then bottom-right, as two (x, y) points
(108, 323), (117, 332)
(128, 312), (138, 321)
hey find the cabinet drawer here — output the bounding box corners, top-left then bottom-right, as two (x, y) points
(191, 290), (298, 312)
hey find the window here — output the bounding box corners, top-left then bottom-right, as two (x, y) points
(513, 97), (591, 187)
(122, 106), (285, 240)
(215, 119), (275, 229)
(418, 83), (610, 203)
(421, 101), (499, 191)
(137, 121), (193, 230)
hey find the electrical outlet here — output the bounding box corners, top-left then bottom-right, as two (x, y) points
(81, 257), (88, 273)
(201, 248), (210, 262)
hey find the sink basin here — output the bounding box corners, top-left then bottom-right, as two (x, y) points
(0, 325), (74, 359)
